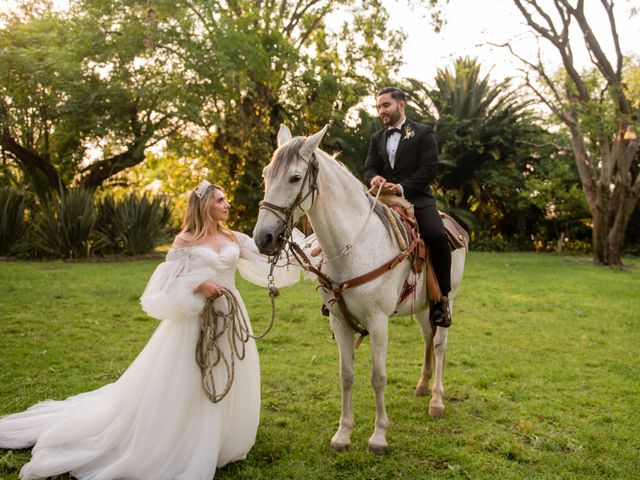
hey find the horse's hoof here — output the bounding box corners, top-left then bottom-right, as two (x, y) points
(428, 403), (445, 417)
(331, 441), (350, 451)
(368, 442), (388, 455)
(331, 433), (351, 451)
(414, 383), (429, 396)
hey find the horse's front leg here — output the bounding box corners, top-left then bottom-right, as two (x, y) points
(414, 309), (435, 397)
(429, 316), (449, 417)
(368, 318), (389, 455)
(329, 313), (355, 451)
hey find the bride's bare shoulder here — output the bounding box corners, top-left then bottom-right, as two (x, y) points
(172, 232), (194, 249)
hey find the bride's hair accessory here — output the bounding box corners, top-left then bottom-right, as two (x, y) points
(194, 180), (212, 199)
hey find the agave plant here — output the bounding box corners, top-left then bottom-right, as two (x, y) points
(96, 192), (172, 255)
(30, 188), (97, 258)
(0, 187), (30, 255)
(94, 195), (121, 254)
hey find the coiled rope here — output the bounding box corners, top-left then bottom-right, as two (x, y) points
(196, 286), (279, 403)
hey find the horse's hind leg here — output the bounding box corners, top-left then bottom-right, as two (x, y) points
(414, 308), (448, 417)
(414, 309), (435, 397)
(330, 313), (355, 451)
(367, 318), (389, 455)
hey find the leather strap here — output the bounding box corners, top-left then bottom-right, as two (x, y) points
(339, 236), (418, 290)
(288, 232), (419, 339)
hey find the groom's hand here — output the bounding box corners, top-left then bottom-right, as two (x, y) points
(383, 182), (402, 195)
(370, 175), (386, 188)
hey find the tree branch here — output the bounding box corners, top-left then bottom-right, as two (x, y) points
(600, 0), (623, 77)
(514, 0), (590, 102)
(0, 119), (62, 191)
(78, 116), (161, 189)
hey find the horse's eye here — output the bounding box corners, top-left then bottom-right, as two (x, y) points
(289, 174), (302, 183)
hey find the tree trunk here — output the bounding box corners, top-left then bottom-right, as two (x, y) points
(588, 145), (639, 266)
(591, 185), (609, 265)
(607, 183), (639, 266)
(79, 131), (153, 190)
(556, 231), (565, 255)
(0, 133), (63, 192)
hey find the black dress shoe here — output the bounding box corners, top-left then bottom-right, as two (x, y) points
(431, 297), (451, 328)
(321, 304), (330, 317)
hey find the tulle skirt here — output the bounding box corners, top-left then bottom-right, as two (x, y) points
(0, 305), (260, 480)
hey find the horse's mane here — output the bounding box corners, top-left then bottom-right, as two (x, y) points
(269, 137), (393, 236)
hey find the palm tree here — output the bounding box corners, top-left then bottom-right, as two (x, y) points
(404, 57), (542, 236)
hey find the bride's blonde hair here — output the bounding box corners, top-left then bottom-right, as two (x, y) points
(180, 183), (237, 243)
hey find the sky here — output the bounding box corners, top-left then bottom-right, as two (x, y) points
(385, 0), (640, 85)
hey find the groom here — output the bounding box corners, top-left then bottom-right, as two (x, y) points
(363, 87), (452, 327)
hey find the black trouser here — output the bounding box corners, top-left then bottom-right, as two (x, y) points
(414, 205), (451, 297)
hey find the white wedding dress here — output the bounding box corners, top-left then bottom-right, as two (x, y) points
(0, 233), (302, 480)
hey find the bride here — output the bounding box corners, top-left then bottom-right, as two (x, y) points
(0, 180), (303, 480)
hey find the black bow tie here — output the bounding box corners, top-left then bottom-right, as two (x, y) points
(386, 127), (401, 137)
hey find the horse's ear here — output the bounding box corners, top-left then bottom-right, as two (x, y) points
(300, 124), (330, 160)
(277, 124), (293, 148)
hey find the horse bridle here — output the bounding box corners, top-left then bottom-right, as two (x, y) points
(258, 152), (319, 244)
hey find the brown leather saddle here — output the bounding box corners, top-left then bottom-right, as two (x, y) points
(374, 191), (469, 302)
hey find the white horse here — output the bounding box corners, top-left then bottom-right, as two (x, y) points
(253, 124), (466, 454)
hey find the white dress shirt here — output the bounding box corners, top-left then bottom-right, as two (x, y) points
(386, 119), (405, 169)
(386, 119), (406, 196)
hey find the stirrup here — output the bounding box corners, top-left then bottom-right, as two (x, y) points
(431, 296), (451, 328)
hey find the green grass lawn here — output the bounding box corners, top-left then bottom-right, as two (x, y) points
(1, 253), (639, 479)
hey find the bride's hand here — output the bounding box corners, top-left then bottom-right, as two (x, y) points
(196, 281), (222, 298)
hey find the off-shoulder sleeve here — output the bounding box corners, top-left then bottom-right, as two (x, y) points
(140, 249), (217, 321)
(236, 231), (305, 288)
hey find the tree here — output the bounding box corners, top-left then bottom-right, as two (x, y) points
(0, 2), (194, 197)
(127, 0), (407, 231)
(2, 0), (410, 231)
(507, 0), (640, 266)
(521, 132), (591, 253)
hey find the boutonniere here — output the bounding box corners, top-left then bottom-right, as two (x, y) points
(403, 125), (415, 140)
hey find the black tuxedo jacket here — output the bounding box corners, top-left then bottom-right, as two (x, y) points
(363, 119), (438, 208)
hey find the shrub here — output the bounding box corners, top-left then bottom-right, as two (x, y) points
(30, 188), (98, 259)
(95, 192), (172, 255)
(0, 187), (30, 256)
(93, 195), (121, 254)
(470, 232), (534, 252)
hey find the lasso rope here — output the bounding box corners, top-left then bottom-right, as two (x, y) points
(196, 289), (250, 403)
(196, 286), (279, 404)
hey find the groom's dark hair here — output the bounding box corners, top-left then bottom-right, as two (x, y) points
(376, 87), (407, 102)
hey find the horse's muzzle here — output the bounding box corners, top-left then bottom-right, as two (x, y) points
(253, 226), (286, 256)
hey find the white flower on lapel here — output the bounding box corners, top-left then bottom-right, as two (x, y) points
(403, 124), (415, 140)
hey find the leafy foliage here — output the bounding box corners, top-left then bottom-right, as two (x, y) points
(323, 110), (382, 182)
(11, 188), (172, 259)
(1, 0), (406, 233)
(28, 187), (98, 258)
(0, 4), (185, 194)
(404, 57), (545, 241)
(0, 186), (30, 255)
(95, 192), (172, 255)
(521, 135), (591, 252)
